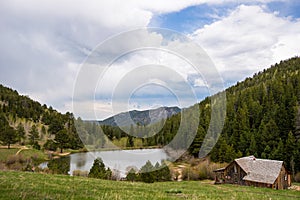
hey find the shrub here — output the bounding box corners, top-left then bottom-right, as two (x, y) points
(6, 155), (27, 165)
(182, 167), (200, 180)
(73, 170), (88, 177)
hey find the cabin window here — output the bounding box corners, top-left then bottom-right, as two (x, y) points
(284, 174), (287, 181)
(234, 165), (237, 173)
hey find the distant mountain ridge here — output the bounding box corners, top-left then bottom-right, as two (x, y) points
(98, 106), (181, 127)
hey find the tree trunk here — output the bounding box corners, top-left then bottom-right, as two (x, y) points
(60, 148), (63, 153)
(8, 143), (10, 149)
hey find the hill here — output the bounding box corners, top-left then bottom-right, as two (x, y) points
(188, 57), (300, 174)
(0, 171), (299, 200)
(0, 84), (82, 151)
(98, 106), (181, 127)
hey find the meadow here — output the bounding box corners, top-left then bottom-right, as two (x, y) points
(0, 171), (299, 200)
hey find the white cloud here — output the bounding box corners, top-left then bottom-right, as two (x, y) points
(1, 0), (207, 114)
(0, 0), (295, 119)
(191, 4), (300, 83)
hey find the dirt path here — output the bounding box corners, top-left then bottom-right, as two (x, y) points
(15, 146), (29, 155)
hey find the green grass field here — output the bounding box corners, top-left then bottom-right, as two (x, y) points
(0, 171), (299, 200)
(0, 149), (19, 162)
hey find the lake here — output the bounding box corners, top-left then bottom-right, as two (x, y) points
(41, 148), (169, 177)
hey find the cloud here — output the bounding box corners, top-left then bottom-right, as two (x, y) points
(191, 4), (300, 83)
(0, 1), (297, 119)
(1, 0), (208, 114)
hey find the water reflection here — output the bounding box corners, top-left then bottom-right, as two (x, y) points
(40, 149), (169, 177)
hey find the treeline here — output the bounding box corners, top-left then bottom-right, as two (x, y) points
(126, 160), (171, 183)
(78, 111), (188, 149)
(88, 157), (171, 183)
(0, 84), (83, 151)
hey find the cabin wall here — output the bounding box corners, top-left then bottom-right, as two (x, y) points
(275, 166), (290, 189)
(224, 162), (246, 185)
(214, 171), (225, 184)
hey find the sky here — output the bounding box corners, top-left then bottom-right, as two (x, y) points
(1, 0), (300, 120)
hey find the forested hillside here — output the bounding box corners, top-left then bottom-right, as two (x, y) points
(190, 57), (300, 174)
(0, 85), (82, 151)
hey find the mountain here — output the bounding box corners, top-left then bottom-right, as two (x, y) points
(98, 106), (181, 127)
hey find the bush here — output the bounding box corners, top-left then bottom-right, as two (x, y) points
(180, 159), (228, 181)
(73, 170), (88, 177)
(6, 155), (27, 165)
(182, 167), (200, 181)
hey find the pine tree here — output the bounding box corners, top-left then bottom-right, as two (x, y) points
(126, 168), (137, 182)
(29, 125), (39, 145)
(0, 126), (18, 149)
(248, 134), (257, 155)
(139, 160), (155, 183)
(126, 124), (135, 147)
(16, 124), (26, 145)
(54, 129), (70, 153)
(88, 158), (107, 179)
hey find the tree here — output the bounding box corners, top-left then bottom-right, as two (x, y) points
(88, 157), (108, 179)
(43, 139), (57, 151)
(126, 124), (134, 147)
(48, 118), (64, 135)
(126, 168), (137, 182)
(0, 126), (18, 149)
(16, 124), (26, 145)
(270, 138), (284, 160)
(139, 160), (155, 183)
(248, 134), (257, 155)
(54, 129), (70, 153)
(106, 167), (112, 180)
(285, 131), (297, 175)
(29, 125), (39, 145)
(156, 161), (171, 182)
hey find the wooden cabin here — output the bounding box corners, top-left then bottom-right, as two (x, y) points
(214, 156), (291, 189)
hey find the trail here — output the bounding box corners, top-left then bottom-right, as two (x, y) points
(15, 146), (29, 155)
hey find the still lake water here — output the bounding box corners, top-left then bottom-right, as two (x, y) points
(42, 149), (169, 177)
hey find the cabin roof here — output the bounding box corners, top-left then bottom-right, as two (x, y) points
(234, 156), (284, 184)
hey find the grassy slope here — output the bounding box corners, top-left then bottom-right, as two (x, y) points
(0, 149), (19, 162)
(0, 148), (47, 162)
(0, 171), (299, 200)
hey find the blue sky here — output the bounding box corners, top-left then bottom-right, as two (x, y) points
(151, 1), (300, 32)
(1, 0), (300, 119)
